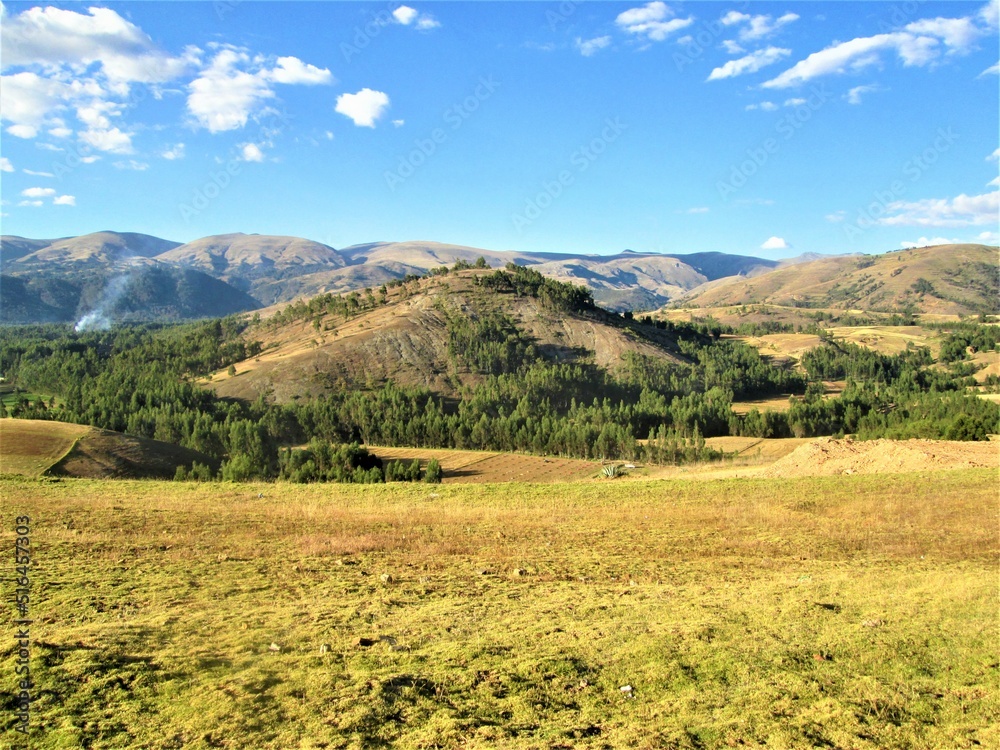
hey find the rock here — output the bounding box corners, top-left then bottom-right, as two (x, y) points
(380, 573), (394, 584)
(511, 568), (527, 577)
(862, 618), (884, 628)
(268, 642), (281, 652)
(619, 685), (633, 695)
(319, 644), (330, 654)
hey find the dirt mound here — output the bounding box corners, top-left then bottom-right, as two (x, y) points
(759, 437), (999, 478)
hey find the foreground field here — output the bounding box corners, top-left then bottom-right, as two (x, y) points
(2, 471), (998, 749)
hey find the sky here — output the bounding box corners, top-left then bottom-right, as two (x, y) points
(0, 0), (998, 259)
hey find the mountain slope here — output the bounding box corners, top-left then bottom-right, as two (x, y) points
(208, 270), (687, 403)
(157, 233), (344, 294)
(6, 231), (181, 268)
(675, 244), (999, 315)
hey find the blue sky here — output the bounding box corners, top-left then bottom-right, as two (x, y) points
(1, 1), (997, 259)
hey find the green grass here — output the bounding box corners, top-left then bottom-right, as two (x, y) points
(1, 470), (998, 748)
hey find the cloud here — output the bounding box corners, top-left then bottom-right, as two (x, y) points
(6, 124), (38, 138)
(335, 88), (390, 128)
(161, 143), (185, 160)
(186, 48), (332, 132)
(22, 187), (56, 198)
(708, 47), (790, 80)
(616, 2), (693, 42)
(976, 229), (999, 244)
(0, 157), (12, 172)
(763, 6), (994, 89)
(53, 194), (76, 206)
(825, 211), (847, 222)
(845, 84), (882, 105)
(783, 97), (808, 106)
(745, 102), (778, 111)
(393, 6), (419, 25)
(988, 148), (1000, 161)
(761, 236), (789, 250)
(721, 11), (799, 42)
(686, 207), (709, 214)
(23, 169), (54, 177)
(878, 190), (999, 227)
(392, 119), (405, 128)
(112, 160), (149, 171)
(393, 6), (440, 30)
(721, 40), (745, 55)
(576, 36), (612, 57)
(80, 126), (133, 154)
(982, 61), (1000, 76)
(989, 176), (1000, 187)
(900, 236), (961, 247)
(269, 56), (333, 85)
(240, 142), (265, 162)
(18, 200), (44, 207)
(48, 126), (73, 138)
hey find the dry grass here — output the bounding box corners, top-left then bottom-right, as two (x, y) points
(0, 420), (90, 476)
(372, 446), (601, 483)
(1, 470), (997, 748)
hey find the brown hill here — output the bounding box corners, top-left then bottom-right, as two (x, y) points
(208, 271), (687, 403)
(675, 244), (999, 315)
(7, 231), (181, 268)
(0, 419), (217, 479)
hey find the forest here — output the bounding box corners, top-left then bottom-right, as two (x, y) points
(1, 265), (997, 482)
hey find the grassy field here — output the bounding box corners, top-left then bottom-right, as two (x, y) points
(2, 470), (998, 749)
(0, 420), (90, 477)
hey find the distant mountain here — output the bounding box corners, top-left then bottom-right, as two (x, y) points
(675, 244), (999, 315)
(156, 233), (344, 294)
(5, 231), (181, 269)
(1, 259), (259, 326)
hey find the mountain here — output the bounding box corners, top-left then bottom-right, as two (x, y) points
(209, 270), (687, 403)
(156, 233), (344, 295)
(1, 261), (260, 326)
(674, 244), (999, 315)
(4, 231), (181, 269)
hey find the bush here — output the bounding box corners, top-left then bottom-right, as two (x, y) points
(424, 458), (442, 484)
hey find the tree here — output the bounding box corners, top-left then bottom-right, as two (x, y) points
(424, 458), (442, 483)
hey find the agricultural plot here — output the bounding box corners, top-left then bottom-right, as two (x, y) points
(372, 446), (602, 483)
(1, 470), (997, 748)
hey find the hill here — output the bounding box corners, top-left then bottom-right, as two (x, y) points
(675, 244), (999, 315)
(0, 262), (260, 326)
(156, 233), (344, 297)
(5, 230), (181, 268)
(0, 419), (217, 478)
(208, 269), (688, 403)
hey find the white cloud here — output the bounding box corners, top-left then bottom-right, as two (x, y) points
(988, 148), (1000, 161)
(721, 40), (745, 55)
(392, 119), (405, 128)
(745, 101), (778, 111)
(616, 2), (693, 42)
(686, 207), (709, 214)
(761, 236), (789, 250)
(80, 126), (133, 154)
(269, 56), (333, 86)
(112, 160), (149, 171)
(53, 194), (76, 206)
(576, 36), (612, 57)
(80, 155), (101, 164)
(393, 6), (419, 25)
(989, 176), (1000, 187)
(878, 191), (999, 227)
(7, 124), (38, 138)
(845, 84), (881, 105)
(721, 11), (799, 42)
(826, 211), (847, 222)
(335, 88), (390, 128)
(187, 49), (276, 132)
(763, 6), (994, 89)
(240, 143), (265, 162)
(23, 169), (54, 177)
(0, 157), (13, 172)
(22, 187), (56, 198)
(783, 97), (808, 107)
(708, 47), (790, 80)
(18, 200), (44, 207)
(393, 6), (440, 30)
(981, 61), (1000, 76)
(976, 229), (999, 244)
(161, 143), (185, 160)
(48, 126), (72, 138)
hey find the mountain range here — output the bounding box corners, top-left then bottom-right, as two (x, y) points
(1, 230), (996, 326)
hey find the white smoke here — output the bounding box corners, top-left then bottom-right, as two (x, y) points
(73, 272), (134, 332)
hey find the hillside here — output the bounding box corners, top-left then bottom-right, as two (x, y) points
(5, 230), (181, 268)
(0, 419), (217, 479)
(0, 262), (260, 326)
(208, 270), (688, 403)
(676, 244), (999, 315)
(156, 233), (344, 296)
